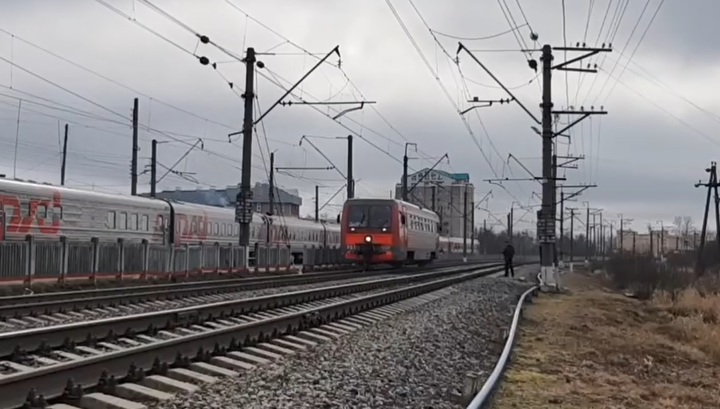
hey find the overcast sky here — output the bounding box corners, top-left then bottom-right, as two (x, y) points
(0, 0), (716, 235)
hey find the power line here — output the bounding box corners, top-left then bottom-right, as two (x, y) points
(384, 1), (503, 181)
(599, 0), (665, 105)
(598, 66), (719, 147)
(430, 24), (528, 41)
(0, 26), (237, 131)
(91, 0), (196, 56)
(591, 0), (653, 106)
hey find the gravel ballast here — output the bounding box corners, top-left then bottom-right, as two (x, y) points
(158, 266), (537, 409)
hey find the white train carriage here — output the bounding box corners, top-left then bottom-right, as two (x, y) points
(439, 235), (481, 255)
(254, 214), (341, 264)
(169, 201), (341, 251)
(0, 178), (343, 260)
(399, 200), (441, 263)
(0, 178), (168, 244)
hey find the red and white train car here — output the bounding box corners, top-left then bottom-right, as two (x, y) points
(340, 198), (440, 267)
(0, 178), (341, 261)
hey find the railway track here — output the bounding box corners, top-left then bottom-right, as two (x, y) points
(0, 259), (499, 321)
(0, 262), (518, 409)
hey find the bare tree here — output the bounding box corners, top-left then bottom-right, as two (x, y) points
(673, 216), (684, 235)
(673, 216), (693, 250)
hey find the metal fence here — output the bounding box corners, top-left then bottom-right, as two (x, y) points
(0, 235), (347, 284)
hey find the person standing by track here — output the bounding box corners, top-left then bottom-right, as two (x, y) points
(502, 240), (515, 278)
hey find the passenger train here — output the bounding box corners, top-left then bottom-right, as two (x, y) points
(340, 197), (479, 267)
(0, 178), (340, 263)
(0, 179), (478, 266)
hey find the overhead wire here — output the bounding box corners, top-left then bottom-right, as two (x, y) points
(384, 1), (500, 179)
(399, 0), (535, 204)
(597, 65), (720, 147)
(580, 0), (631, 105)
(0, 26), (237, 131)
(598, 0), (665, 105)
(430, 24), (528, 41)
(220, 0), (451, 172)
(591, 0), (653, 106)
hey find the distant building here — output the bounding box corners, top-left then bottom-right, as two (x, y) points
(147, 182), (303, 216)
(617, 230), (703, 255)
(394, 168), (473, 238)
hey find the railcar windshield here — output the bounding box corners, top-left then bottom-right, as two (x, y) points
(347, 204), (392, 230)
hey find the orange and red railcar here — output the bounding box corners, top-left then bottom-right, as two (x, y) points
(340, 198), (440, 267)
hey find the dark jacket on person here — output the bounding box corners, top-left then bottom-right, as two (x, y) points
(502, 244), (515, 262)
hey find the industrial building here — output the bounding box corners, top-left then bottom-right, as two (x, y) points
(394, 168), (474, 238)
(147, 182), (303, 216)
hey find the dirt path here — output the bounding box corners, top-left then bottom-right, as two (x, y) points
(491, 272), (720, 409)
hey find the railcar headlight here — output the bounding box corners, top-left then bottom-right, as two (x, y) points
(364, 235), (372, 243)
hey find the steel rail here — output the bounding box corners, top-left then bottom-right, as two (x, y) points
(0, 257), (504, 319)
(0, 263), (509, 358)
(0, 269), (387, 319)
(465, 272), (541, 409)
(0, 263), (518, 409)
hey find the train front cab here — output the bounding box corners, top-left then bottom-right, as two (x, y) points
(340, 200), (402, 268)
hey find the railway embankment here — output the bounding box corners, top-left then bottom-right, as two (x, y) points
(491, 270), (720, 409)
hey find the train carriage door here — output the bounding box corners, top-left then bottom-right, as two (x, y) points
(399, 210), (407, 246)
(0, 209), (5, 241)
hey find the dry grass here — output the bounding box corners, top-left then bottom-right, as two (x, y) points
(490, 272), (720, 409)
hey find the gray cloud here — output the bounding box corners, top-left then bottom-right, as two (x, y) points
(0, 0), (716, 234)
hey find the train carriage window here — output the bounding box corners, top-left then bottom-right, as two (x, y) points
(50, 206), (63, 222)
(347, 205), (367, 228)
(157, 215), (164, 232)
(141, 215), (149, 231)
(119, 212), (127, 230)
(190, 219), (197, 235)
(221, 224), (226, 236)
(129, 214), (138, 231)
(234, 224), (239, 236)
(36, 204), (47, 219)
(107, 211), (116, 229)
(212, 223), (218, 235)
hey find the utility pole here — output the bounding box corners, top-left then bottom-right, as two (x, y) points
(695, 163), (718, 275)
(150, 139), (157, 197)
(268, 152), (275, 215)
(470, 200), (475, 254)
(585, 206), (590, 260)
(315, 185), (319, 222)
(537, 44), (555, 278)
(131, 97), (139, 196)
(462, 186), (468, 262)
(506, 212), (513, 240)
(659, 221), (665, 258)
(236, 47), (256, 247)
(483, 219), (487, 254)
(649, 225), (654, 256)
(568, 207), (575, 262)
(431, 185), (436, 211)
(619, 215), (624, 253)
(559, 191), (565, 261)
(599, 212), (604, 259)
(60, 123), (69, 186)
(455, 42), (609, 288)
(402, 142), (417, 201)
(347, 135), (354, 199)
